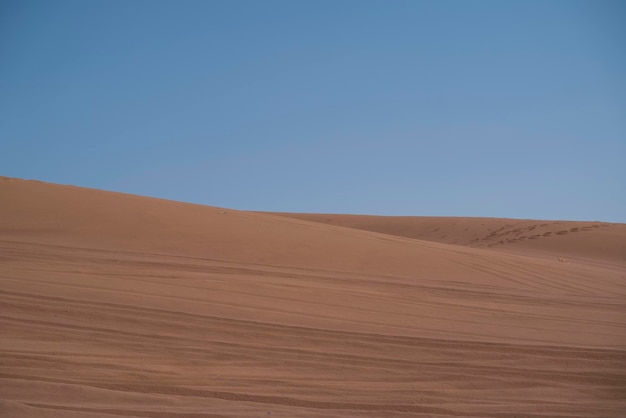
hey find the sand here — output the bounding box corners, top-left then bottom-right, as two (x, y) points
(1, 176), (625, 417)
(272, 213), (626, 266)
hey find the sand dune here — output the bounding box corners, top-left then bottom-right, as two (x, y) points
(272, 213), (626, 266)
(1, 176), (626, 417)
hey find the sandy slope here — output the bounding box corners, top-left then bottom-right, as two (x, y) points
(1, 177), (625, 417)
(272, 213), (626, 266)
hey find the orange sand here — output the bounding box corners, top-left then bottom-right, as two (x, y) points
(1, 176), (625, 417)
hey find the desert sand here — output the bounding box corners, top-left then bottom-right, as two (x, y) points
(1, 176), (625, 417)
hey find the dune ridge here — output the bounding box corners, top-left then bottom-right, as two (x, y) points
(271, 213), (626, 266)
(1, 177), (625, 417)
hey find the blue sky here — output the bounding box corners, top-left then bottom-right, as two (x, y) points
(1, 0), (625, 221)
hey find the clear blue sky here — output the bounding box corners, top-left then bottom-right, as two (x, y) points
(2, 0), (625, 221)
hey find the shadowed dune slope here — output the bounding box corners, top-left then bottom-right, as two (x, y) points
(272, 213), (626, 265)
(2, 176), (626, 417)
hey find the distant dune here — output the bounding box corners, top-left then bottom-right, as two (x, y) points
(2, 176), (625, 417)
(272, 213), (626, 265)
